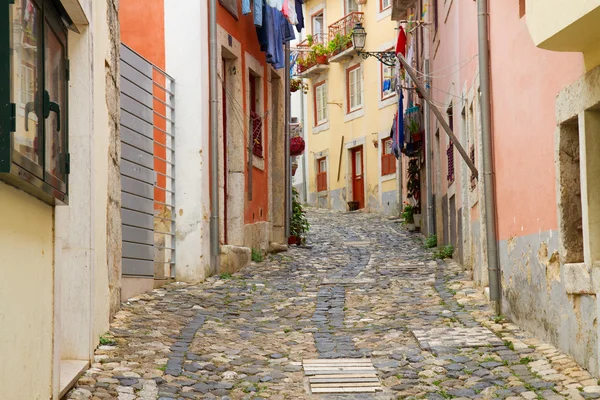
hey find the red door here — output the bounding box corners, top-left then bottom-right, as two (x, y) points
(222, 59), (228, 244)
(351, 146), (365, 209)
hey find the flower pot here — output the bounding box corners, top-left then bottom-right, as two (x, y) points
(316, 55), (328, 65)
(288, 235), (301, 245)
(290, 136), (305, 156)
(347, 201), (359, 211)
(414, 213), (422, 228)
(292, 163), (298, 176)
(291, 86), (299, 93)
(406, 223), (416, 231)
(411, 131), (423, 142)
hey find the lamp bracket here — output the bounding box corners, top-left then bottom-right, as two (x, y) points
(357, 51), (397, 67)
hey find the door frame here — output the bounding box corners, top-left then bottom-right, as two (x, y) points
(344, 136), (367, 210)
(351, 146), (365, 209)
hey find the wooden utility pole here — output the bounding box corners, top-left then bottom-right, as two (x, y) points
(397, 54), (479, 179)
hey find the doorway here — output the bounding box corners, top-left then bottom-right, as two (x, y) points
(351, 146), (365, 209)
(222, 57), (228, 244)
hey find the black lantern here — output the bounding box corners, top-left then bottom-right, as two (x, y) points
(352, 22), (397, 67)
(351, 22), (367, 51)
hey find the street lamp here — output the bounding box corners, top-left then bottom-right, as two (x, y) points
(351, 22), (397, 67)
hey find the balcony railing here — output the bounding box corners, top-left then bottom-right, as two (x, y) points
(296, 33), (328, 75)
(328, 12), (363, 55)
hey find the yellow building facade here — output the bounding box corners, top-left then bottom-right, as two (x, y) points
(299, 0), (400, 214)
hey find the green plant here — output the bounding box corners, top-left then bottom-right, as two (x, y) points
(406, 159), (420, 212)
(220, 273), (233, 279)
(251, 248), (264, 262)
(290, 78), (309, 94)
(328, 32), (352, 55)
(290, 188), (310, 241)
(311, 43), (330, 57)
(504, 340), (515, 351)
(99, 333), (116, 346)
(306, 34), (314, 46)
(424, 234), (437, 248)
(433, 245), (454, 259)
(401, 202), (414, 224)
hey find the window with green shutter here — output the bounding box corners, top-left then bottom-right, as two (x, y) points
(1, 0), (70, 204)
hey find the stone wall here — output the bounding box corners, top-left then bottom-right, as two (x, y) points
(105, 0), (122, 318)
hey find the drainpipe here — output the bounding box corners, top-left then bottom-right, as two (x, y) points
(209, 0), (220, 274)
(424, 59), (434, 236)
(300, 81), (308, 204)
(285, 42), (291, 237)
(477, 0), (501, 311)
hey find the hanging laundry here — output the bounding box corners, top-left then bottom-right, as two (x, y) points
(392, 90), (404, 159)
(243, 0), (251, 14)
(254, 0), (263, 26)
(285, 0), (298, 25)
(395, 26), (407, 58)
(256, 5), (295, 69)
(295, 0), (304, 32)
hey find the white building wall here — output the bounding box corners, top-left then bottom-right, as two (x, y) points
(165, 0), (211, 281)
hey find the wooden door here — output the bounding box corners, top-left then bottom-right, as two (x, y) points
(351, 146), (365, 209)
(222, 59), (228, 243)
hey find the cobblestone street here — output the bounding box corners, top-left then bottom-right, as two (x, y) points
(68, 210), (600, 400)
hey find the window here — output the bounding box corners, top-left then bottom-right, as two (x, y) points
(346, 0), (358, 15)
(519, 0), (526, 18)
(314, 81), (328, 126)
(346, 65), (363, 113)
(1, 0), (70, 204)
(316, 157), (327, 192)
(433, 0), (439, 33)
(381, 138), (396, 175)
(381, 56), (396, 100)
(380, 0), (391, 12)
(249, 73), (263, 157)
(312, 11), (324, 36)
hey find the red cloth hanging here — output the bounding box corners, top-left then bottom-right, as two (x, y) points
(395, 26), (407, 58)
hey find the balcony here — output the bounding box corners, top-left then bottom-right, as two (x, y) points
(526, 0), (600, 63)
(295, 33), (330, 78)
(391, 0), (416, 21)
(327, 12), (364, 63)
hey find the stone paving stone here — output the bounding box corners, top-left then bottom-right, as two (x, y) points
(64, 209), (599, 400)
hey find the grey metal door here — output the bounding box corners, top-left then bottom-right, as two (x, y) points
(120, 45), (155, 277)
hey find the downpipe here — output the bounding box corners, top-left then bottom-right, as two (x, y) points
(477, 0), (501, 313)
(209, 0), (220, 274)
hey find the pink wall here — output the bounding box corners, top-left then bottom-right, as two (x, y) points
(430, 0), (479, 219)
(489, 0), (583, 241)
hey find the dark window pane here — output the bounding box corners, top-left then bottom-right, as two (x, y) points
(44, 21), (66, 183)
(12, 0), (43, 168)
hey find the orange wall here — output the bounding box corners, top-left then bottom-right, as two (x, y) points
(120, 0), (168, 208)
(120, 0), (165, 68)
(488, 0), (584, 241)
(217, 2), (270, 224)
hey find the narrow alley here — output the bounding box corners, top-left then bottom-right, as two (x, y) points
(68, 210), (598, 400)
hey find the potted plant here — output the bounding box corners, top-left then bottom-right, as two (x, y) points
(406, 158), (421, 228)
(306, 34), (314, 47)
(311, 43), (330, 64)
(290, 188), (310, 245)
(290, 78), (309, 93)
(401, 202), (416, 231)
(290, 136), (305, 156)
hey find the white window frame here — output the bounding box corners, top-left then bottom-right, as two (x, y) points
(345, 0), (358, 14)
(315, 81), (328, 126)
(347, 65), (363, 113)
(380, 0), (391, 11)
(381, 61), (396, 100)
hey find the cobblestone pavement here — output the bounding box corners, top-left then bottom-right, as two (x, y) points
(68, 209), (600, 400)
